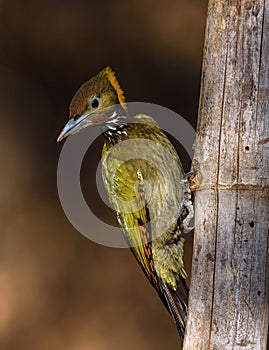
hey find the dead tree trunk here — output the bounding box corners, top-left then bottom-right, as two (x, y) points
(183, 1), (269, 349)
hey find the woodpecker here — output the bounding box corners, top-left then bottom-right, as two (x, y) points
(57, 67), (193, 343)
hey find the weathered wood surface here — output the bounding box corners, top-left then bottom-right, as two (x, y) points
(183, 1), (269, 349)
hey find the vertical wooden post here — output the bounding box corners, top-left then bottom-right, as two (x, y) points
(183, 1), (269, 349)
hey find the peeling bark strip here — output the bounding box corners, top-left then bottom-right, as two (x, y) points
(183, 1), (269, 350)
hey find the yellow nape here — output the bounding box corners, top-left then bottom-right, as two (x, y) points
(102, 66), (127, 110)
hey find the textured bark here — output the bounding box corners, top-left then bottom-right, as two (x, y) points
(183, 1), (269, 349)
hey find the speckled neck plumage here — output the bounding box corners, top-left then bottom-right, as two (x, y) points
(102, 110), (131, 144)
(103, 123), (129, 144)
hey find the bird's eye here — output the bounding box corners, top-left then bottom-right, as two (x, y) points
(90, 98), (99, 109)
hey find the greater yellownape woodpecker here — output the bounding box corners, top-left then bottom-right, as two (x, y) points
(57, 67), (193, 343)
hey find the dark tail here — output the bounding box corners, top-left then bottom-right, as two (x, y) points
(160, 277), (189, 344)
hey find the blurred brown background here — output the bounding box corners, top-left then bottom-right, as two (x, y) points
(0, 1), (207, 349)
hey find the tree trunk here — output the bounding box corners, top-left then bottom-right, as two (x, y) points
(183, 1), (269, 349)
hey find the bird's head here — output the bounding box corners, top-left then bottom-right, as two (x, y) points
(57, 67), (127, 142)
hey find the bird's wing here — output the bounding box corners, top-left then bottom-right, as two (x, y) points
(102, 134), (188, 341)
(109, 159), (161, 292)
(109, 162), (188, 341)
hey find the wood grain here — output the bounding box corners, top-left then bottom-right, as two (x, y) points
(183, 1), (269, 349)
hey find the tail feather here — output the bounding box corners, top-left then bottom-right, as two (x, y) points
(160, 277), (189, 343)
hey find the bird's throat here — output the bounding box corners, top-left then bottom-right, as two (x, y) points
(102, 111), (131, 144)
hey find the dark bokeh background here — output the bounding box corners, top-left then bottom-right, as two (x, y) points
(0, 1), (207, 349)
